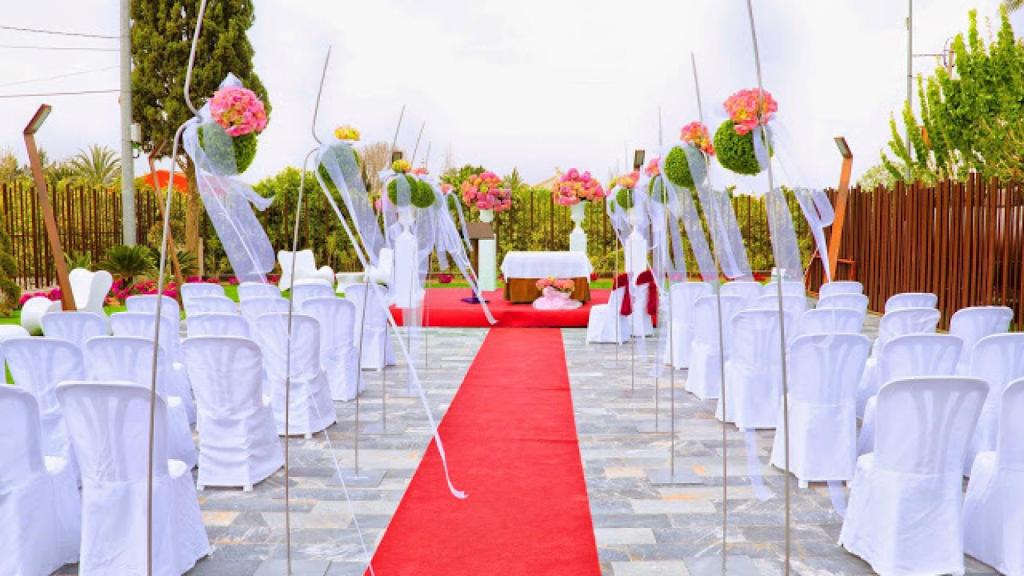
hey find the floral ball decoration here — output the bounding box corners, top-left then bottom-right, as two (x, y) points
(318, 127), (363, 195)
(199, 85), (268, 175)
(552, 168), (606, 206)
(536, 277), (575, 294)
(386, 159), (435, 208)
(460, 171), (512, 212)
(614, 171), (640, 210)
(645, 157), (669, 203)
(713, 88), (777, 176)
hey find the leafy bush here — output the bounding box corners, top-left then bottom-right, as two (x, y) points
(198, 122), (257, 175)
(615, 187), (633, 210)
(100, 244), (155, 284)
(713, 120), (764, 176)
(64, 249), (93, 270)
(664, 146), (695, 188)
(0, 227), (20, 315)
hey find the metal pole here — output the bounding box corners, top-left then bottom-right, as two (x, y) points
(355, 278), (369, 473)
(120, 0), (135, 245)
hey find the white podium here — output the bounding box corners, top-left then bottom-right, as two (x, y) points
(569, 203), (587, 253)
(478, 238), (497, 292)
(391, 209), (423, 307)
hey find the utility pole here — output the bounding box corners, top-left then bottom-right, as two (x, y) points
(906, 0), (913, 182)
(120, 0), (136, 245)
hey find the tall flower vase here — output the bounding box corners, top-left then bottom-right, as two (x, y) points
(477, 209), (496, 291)
(569, 202), (587, 253)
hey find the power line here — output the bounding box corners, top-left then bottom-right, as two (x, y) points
(0, 44), (118, 52)
(0, 88), (118, 99)
(0, 65), (118, 88)
(0, 24), (117, 39)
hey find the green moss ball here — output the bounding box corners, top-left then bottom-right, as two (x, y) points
(648, 176), (669, 203)
(713, 120), (765, 176)
(663, 146), (695, 189)
(388, 175), (435, 208)
(615, 187), (633, 210)
(318, 144), (362, 194)
(198, 123), (257, 176)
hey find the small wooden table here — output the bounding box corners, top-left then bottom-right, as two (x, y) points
(500, 251), (593, 304)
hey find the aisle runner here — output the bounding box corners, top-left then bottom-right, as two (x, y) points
(367, 328), (601, 575)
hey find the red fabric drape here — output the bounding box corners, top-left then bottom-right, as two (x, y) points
(611, 273), (631, 316)
(635, 270), (658, 316)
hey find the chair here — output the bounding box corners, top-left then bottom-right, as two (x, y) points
(586, 285), (631, 344)
(185, 295), (238, 315)
(720, 280), (761, 306)
(240, 296), (291, 326)
(0, 324), (29, 374)
(68, 267), (114, 316)
(300, 298), (362, 401)
(292, 282), (336, 310)
(963, 376), (1024, 575)
(41, 310), (107, 349)
(84, 336), (197, 469)
(182, 337), (283, 490)
(965, 333), (1024, 476)
(667, 281), (712, 368)
(253, 313), (336, 436)
(884, 291), (937, 312)
(126, 293), (180, 325)
(716, 309), (795, 429)
(949, 306), (1013, 374)
(818, 280), (863, 298)
(278, 249), (334, 290)
(187, 313), (252, 338)
(751, 294), (808, 328)
(20, 296), (62, 335)
(364, 247), (394, 286)
(839, 376), (987, 576)
(857, 307), (941, 418)
(816, 293), (869, 317)
(2, 337), (85, 479)
(685, 295), (745, 400)
(629, 273), (656, 338)
(0, 386), (80, 576)
(799, 308), (864, 335)
(770, 334), (870, 483)
(345, 283), (394, 371)
(761, 280), (806, 298)
(57, 381), (209, 574)
(180, 282), (225, 314)
(237, 281), (281, 302)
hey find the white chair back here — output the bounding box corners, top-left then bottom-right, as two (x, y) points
(998, 377), (1024, 469)
(185, 295), (238, 315)
(240, 296), (290, 324)
(817, 293), (869, 316)
(761, 280), (806, 298)
(720, 281), (761, 305)
(873, 307), (941, 356)
(818, 280), (863, 298)
(293, 283), (336, 309)
(278, 249), (319, 289)
(182, 337), (264, 421)
(41, 311), (107, 349)
(606, 286), (627, 317)
(125, 294), (180, 323)
(110, 311), (182, 363)
(237, 281), (281, 302)
(0, 386), (48, 483)
(253, 313), (322, 382)
(752, 294), (807, 315)
(187, 313), (252, 338)
(84, 336), (170, 397)
(300, 298), (357, 351)
(180, 282), (225, 314)
(874, 377), (987, 475)
(68, 268), (114, 314)
(966, 334), (1024, 466)
(344, 283), (390, 332)
(800, 308), (864, 335)
(729, 309), (789, 367)
(885, 292), (938, 313)
(788, 333), (870, 406)
(950, 306), (1013, 372)
(3, 337), (84, 416)
(691, 294), (746, 351)
(671, 281), (712, 323)
(878, 334), (963, 384)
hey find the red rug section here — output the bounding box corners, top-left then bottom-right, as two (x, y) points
(391, 288), (609, 328)
(366, 328), (601, 576)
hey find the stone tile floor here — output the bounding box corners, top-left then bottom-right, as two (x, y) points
(57, 316), (999, 575)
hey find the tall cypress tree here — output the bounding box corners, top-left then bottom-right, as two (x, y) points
(0, 226), (20, 315)
(131, 0), (269, 254)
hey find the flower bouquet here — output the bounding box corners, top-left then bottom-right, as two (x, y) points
(613, 171), (640, 210)
(645, 157), (669, 203)
(386, 159), (435, 209)
(713, 88), (777, 176)
(552, 168), (606, 206)
(460, 171), (511, 221)
(318, 124), (363, 194)
(536, 277), (575, 293)
(533, 277), (581, 310)
(661, 121), (715, 193)
(198, 82), (268, 176)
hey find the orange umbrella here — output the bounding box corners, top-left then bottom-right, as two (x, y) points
(139, 170), (188, 193)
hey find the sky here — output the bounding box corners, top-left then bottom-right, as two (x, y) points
(0, 0), (1019, 195)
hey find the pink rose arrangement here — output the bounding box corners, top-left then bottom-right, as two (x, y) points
(210, 86), (268, 137)
(644, 158), (661, 178)
(680, 122), (715, 155)
(616, 171), (640, 190)
(460, 171), (512, 212)
(722, 88), (777, 135)
(552, 168), (606, 207)
(536, 277), (575, 294)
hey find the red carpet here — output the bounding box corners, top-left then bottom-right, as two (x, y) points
(391, 288), (609, 328)
(366, 328), (601, 575)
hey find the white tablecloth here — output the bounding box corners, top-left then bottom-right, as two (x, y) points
(500, 251), (593, 279)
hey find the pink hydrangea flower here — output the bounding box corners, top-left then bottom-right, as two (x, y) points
(460, 172), (512, 213)
(210, 86), (268, 137)
(723, 89), (777, 135)
(680, 122), (715, 155)
(552, 168), (606, 206)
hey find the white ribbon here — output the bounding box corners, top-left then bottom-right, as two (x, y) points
(795, 188), (835, 283)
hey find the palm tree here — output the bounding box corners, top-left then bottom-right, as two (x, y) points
(69, 145), (120, 188)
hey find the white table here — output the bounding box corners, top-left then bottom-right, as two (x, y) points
(500, 251), (593, 303)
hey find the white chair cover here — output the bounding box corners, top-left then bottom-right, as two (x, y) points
(300, 298), (362, 401)
(0, 386), (80, 576)
(278, 249), (334, 290)
(686, 295), (745, 400)
(839, 376), (987, 576)
(586, 286), (631, 344)
(20, 296), (61, 335)
(963, 377), (1024, 575)
(799, 308), (864, 335)
(182, 337), (283, 489)
(126, 294), (180, 325)
(240, 296), (290, 326)
(667, 281), (712, 368)
(292, 283), (336, 310)
(884, 291), (937, 313)
(716, 309), (795, 429)
(344, 283), (394, 371)
(761, 280), (806, 298)
(2, 337), (84, 480)
(57, 381), (209, 575)
(965, 333), (1024, 476)
(237, 281), (281, 302)
(751, 294), (808, 337)
(950, 306), (1013, 374)
(770, 334), (870, 482)
(720, 280), (761, 307)
(42, 310), (108, 349)
(185, 295), (238, 315)
(816, 293), (869, 316)
(68, 267), (114, 316)
(253, 313), (336, 436)
(818, 280), (863, 298)
(629, 280), (655, 338)
(187, 313), (252, 338)
(857, 308), (941, 418)
(364, 247), (394, 286)
(180, 282), (225, 314)
(84, 337), (197, 468)
(0, 325), (28, 374)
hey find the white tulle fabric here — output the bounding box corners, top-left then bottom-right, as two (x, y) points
(237, 281), (281, 302)
(586, 286), (631, 344)
(299, 298), (362, 402)
(0, 386), (80, 576)
(184, 296), (238, 316)
(794, 188), (835, 279)
(949, 306), (1013, 374)
(884, 292), (938, 313)
(964, 333), (1024, 476)
(84, 337), (197, 469)
(684, 146), (751, 279)
(2, 337), (84, 480)
(716, 309), (795, 429)
(857, 307), (941, 417)
(57, 381), (209, 575)
(344, 283), (394, 371)
(818, 281), (863, 298)
(770, 334), (869, 482)
(720, 281), (762, 307)
(816, 293), (869, 316)
(839, 377), (987, 576)
(181, 337), (283, 489)
(686, 295), (745, 400)
(667, 282), (712, 368)
(187, 313), (252, 339)
(963, 377), (1024, 575)
(799, 308), (864, 335)
(41, 311), (108, 349)
(253, 313), (336, 436)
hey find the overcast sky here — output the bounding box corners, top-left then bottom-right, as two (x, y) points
(0, 0), (1018, 194)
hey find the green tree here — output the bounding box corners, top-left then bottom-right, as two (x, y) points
(0, 226), (20, 315)
(857, 163), (897, 190)
(131, 0), (269, 254)
(69, 145), (120, 188)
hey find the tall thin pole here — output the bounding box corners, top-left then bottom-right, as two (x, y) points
(906, 0), (913, 182)
(411, 121), (426, 165)
(390, 105), (406, 157)
(120, 0), (135, 245)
